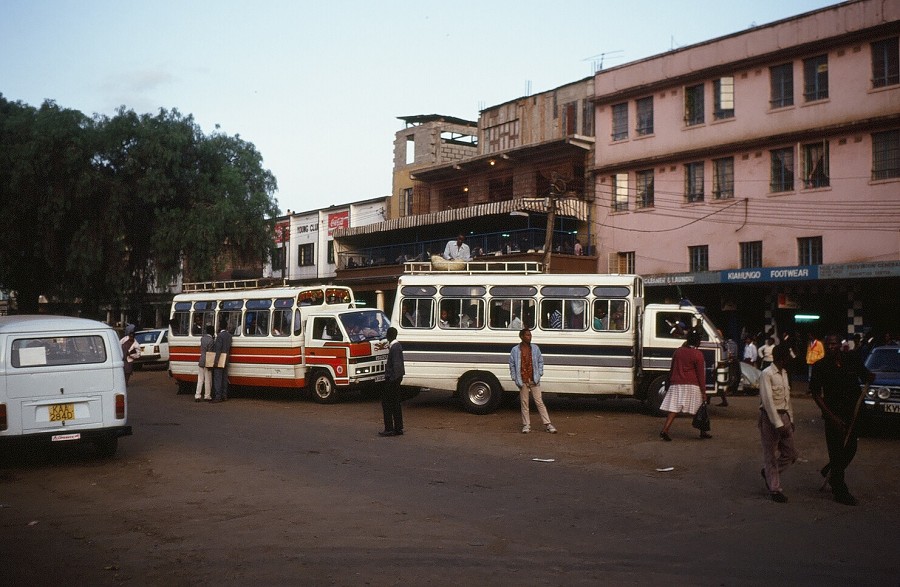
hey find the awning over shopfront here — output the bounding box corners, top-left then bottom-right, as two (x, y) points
(333, 197), (589, 239)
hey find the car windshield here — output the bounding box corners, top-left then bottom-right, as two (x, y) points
(865, 348), (900, 372)
(339, 310), (390, 342)
(135, 331), (161, 344)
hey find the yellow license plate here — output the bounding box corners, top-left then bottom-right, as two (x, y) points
(49, 403), (75, 422)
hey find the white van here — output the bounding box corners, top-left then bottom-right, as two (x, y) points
(0, 315), (132, 456)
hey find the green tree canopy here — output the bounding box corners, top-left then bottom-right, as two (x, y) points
(0, 94), (278, 314)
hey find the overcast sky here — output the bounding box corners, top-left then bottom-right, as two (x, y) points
(2, 0), (838, 215)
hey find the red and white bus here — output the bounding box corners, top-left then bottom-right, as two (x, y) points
(168, 285), (390, 402)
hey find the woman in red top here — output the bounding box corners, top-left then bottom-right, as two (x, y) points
(659, 329), (709, 441)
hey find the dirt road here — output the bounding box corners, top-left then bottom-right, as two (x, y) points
(1, 370), (898, 585)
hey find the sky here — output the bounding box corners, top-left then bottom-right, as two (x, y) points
(1, 0), (840, 216)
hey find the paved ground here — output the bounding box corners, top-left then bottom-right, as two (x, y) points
(1, 370), (898, 586)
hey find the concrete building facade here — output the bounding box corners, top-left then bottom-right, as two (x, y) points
(591, 0), (900, 340)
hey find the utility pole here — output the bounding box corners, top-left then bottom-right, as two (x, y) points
(542, 175), (566, 273)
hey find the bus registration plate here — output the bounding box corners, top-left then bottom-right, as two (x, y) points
(49, 403), (75, 422)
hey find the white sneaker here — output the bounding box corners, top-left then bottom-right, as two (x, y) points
(546, 424), (557, 434)
(521, 425), (530, 434)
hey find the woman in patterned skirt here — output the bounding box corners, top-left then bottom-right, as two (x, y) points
(659, 328), (709, 441)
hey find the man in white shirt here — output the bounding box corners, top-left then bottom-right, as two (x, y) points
(743, 336), (758, 364)
(758, 345), (797, 503)
(443, 234), (471, 261)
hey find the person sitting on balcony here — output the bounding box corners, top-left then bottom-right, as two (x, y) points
(443, 234), (471, 261)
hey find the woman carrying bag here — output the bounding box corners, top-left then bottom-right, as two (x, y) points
(659, 328), (710, 441)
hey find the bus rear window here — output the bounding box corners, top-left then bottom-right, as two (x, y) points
(12, 336), (107, 368)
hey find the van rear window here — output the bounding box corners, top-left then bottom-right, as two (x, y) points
(11, 336), (108, 368)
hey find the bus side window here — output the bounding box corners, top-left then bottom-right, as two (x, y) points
(171, 311), (191, 336)
(272, 308), (291, 336)
(401, 298), (433, 328)
(541, 300), (563, 330)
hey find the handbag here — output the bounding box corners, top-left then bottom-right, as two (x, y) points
(204, 351), (216, 366)
(692, 403), (711, 432)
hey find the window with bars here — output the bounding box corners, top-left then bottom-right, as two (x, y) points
(713, 77), (734, 119)
(684, 162), (704, 202)
(798, 236), (823, 265)
(297, 243), (315, 267)
(612, 173), (629, 212)
(684, 84), (704, 126)
(617, 251), (635, 274)
(803, 55), (829, 101)
(770, 148), (794, 192)
(636, 96), (654, 135)
(611, 103), (628, 141)
(636, 169), (654, 209)
(872, 129), (900, 180)
(802, 141), (830, 189)
(689, 245), (709, 272)
(713, 157), (734, 199)
(740, 241), (762, 268)
(327, 240), (335, 264)
(770, 63), (794, 108)
(872, 37), (899, 88)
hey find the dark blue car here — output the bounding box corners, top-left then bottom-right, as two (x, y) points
(863, 345), (900, 422)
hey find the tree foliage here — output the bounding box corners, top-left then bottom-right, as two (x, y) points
(0, 94), (278, 314)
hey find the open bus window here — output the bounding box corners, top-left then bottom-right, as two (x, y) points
(439, 299), (484, 329)
(244, 311), (270, 336)
(540, 298), (588, 331)
(401, 298), (433, 328)
(593, 299), (628, 331)
(489, 298), (535, 330)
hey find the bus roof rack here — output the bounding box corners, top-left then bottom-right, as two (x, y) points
(404, 259), (543, 275)
(181, 278), (285, 293)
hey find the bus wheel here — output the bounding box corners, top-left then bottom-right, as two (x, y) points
(460, 374), (502, 415)
(645, 375), (668, 416)
(310, 371), (338, 404)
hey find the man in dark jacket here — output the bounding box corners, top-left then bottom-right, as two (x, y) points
(211, 319), (233, 403)
(379, 327), (405, 436)
(810, 334), (873, 505)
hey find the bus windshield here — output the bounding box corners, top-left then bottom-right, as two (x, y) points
(339, 310), (390, 342)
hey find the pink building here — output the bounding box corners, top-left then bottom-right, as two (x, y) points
(592, 0), (900, 341)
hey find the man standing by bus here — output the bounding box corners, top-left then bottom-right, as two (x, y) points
(211, 319), (233, 403)
(509, 328), (557, 434)
(379, 327), (405, 437)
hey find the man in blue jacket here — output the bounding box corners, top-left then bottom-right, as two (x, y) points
(509, 328), (556, 434)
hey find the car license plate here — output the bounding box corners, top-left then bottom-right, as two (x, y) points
(49, 403), (75, 422)
(882, 403), (900, 414)
(375, 375), (386, 382)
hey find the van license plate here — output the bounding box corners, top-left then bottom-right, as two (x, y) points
(49, 403), (75, 421)
(883, 404), (900, 414)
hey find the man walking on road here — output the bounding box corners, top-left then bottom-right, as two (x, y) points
(509, 327), (557, 434)
(809, 333), (873, 505)
(758, 344), (797, 503)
